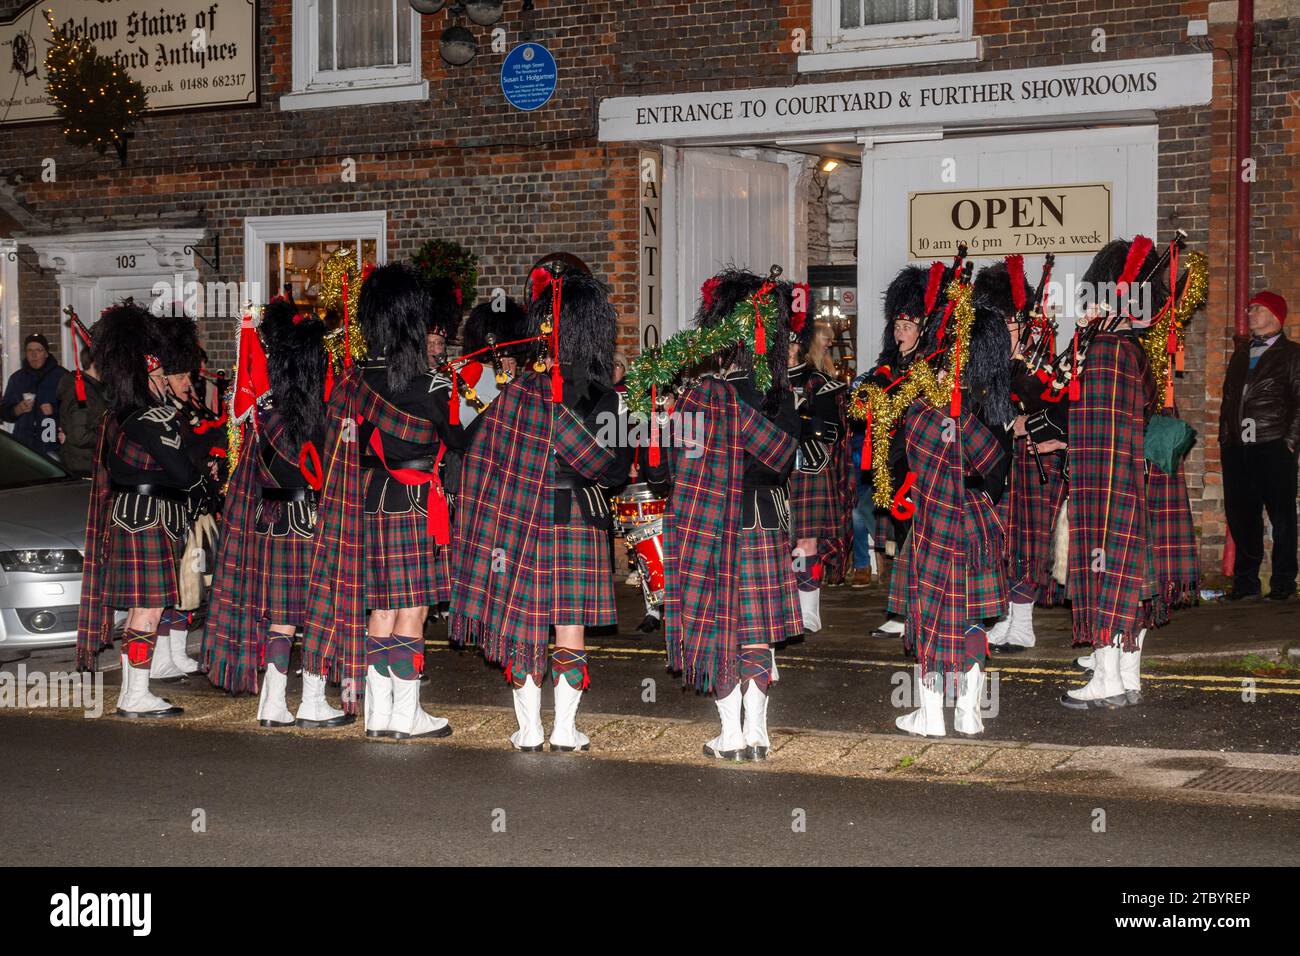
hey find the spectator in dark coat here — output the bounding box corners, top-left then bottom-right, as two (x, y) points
(2, 333), (67, 458)
(1219, 290), (1300, 601)
(55, 347), (106, 478)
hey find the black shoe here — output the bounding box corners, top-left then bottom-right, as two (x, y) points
(295, 713), (356, 729)
(991, 643), (1027, 654)
(1226, 589), (1262, 602)
(1267, 588), (1296, 602)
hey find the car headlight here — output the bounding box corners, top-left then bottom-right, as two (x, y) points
(0, 549), (84, 573)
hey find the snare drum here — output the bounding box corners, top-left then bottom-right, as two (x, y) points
(625, 520), (666, 607)
(612, 483), (667, 533)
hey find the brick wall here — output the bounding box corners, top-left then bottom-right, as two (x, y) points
(2, 0), (1295, 579)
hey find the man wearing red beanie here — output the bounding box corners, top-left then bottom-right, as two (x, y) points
(1219, 290), (1300, 601)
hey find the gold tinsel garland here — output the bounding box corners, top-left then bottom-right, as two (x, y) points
(847, 279), (976, 507)
(319, 249), (368, 370)
(1143, 250), (1208, 389)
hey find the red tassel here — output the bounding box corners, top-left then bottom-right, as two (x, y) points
(1175, 345), (1185, 373)
(323, 361), (334, 402)
(448, 368), (460, 426)
(860, 410), (872, 470)
(647, 384), (661, 467)
(1006, 255), (1027, 311)
(754, 307), (767, 355)
(1068, 329), (1081, 401)
(923, 261), (945, 316)
(74, 370), (86, 403)
(550, 275), (563, 402)
(950, 349), (962, 416)
(579, 665), (591, 691)
(341, 274), (352, 369)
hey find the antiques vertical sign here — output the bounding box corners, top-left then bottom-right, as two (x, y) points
(1, 0), (258, 124)
(639, 147), (662, 350)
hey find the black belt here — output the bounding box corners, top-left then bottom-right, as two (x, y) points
(260, 486), (317, 503)
(111, 482), (188, 503)
(553, 476), (597, 491)
(361, 455), (434, 472)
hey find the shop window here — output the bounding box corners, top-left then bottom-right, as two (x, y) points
(282, 0), (426, 111)
(243, 212), (387, 324)
(836, 0), (962, 41)
(802, 0), (979, 72)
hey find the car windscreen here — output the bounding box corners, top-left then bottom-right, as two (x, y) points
(0, 432), (75, 489)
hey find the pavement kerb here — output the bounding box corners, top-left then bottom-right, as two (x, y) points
(5, 687), (1299, 810)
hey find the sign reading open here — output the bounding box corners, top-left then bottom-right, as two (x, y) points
(908, 182), (1112, 259)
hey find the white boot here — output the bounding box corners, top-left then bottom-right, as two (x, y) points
(294, 671), (353, 727)
(364, 666), (395, 738)
(116, 659), (183, 718)
(871, 617), (906, 639)
(1061, 644), (1126, 709)
(798, 588), (822, 633)
(549, 676), (590, 752)
(742, 680), (771, 760)
(256, 664), (294, 727)
(953, 663), (985, 735)
(389, 675), (451, 739)
(1004, 601), (1036, 648)
(986, 611), (1011, 646)
(895, 670), (946, 737)
(168, 628), (202, 675)
(1075, 651), (1096, 671)
(703, 684), (746, 760)
(1120, 629), (1146, 704)
(510, 674), (545, 751)
(148, 634), (186, 681)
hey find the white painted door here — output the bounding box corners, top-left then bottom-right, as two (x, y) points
(673, 149), (792, 334)
(856, 126), (1158, 368)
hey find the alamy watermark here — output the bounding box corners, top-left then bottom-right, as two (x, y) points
(0, 664), (104, 718)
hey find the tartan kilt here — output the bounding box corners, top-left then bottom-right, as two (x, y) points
(967, 563), (1007, 620)
(101, 502), (186, 609)
(364, 477), (443, 609)
(789, 464), (841, 539)
(886, 535), (911, 617)
(552, 521), (615, 626)
(738, 526), (803, 644)
(250, 502), (314, 623)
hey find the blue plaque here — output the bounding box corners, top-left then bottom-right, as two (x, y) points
(500, 42), (557, 112)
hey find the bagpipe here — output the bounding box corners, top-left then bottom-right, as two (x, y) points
(847, 245), (976, 513)
(62, 306), (95, 404)
(1007, 253), (1057, 485)
(1022, 229), (1207, 413)
(434, 328), (547, 425)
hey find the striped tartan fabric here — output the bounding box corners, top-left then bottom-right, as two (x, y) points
(1146, 415), (1200, 611)
(903, 401), (1008, 677)
(450, 372), (618, 680)
(201, 420), (261, 692)
(250, 507), (314, 621)
(552, 522), (616, 625)
(886, 535), (911, 618)
(302, 371), (441, 711)
(1005, 439), (1069, 605)
(101, 517), (184, 609)
(737, 525), (803, 646)
(252, 411), (316, 622)
(364, 497), (442, 608)
(790, 377), (854, 544)
(1067, 333), (1156, 651)
(77, 416), (174, 671)
(661, 376), (797, 694)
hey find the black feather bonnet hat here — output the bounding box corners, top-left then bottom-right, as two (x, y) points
(260, 297), (328, 451)
(357, 262), (431, 393)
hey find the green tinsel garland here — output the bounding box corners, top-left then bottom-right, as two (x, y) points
(625, 291), (779, 415)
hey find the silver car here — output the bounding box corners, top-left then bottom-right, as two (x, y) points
(0, 432), (89, 651)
